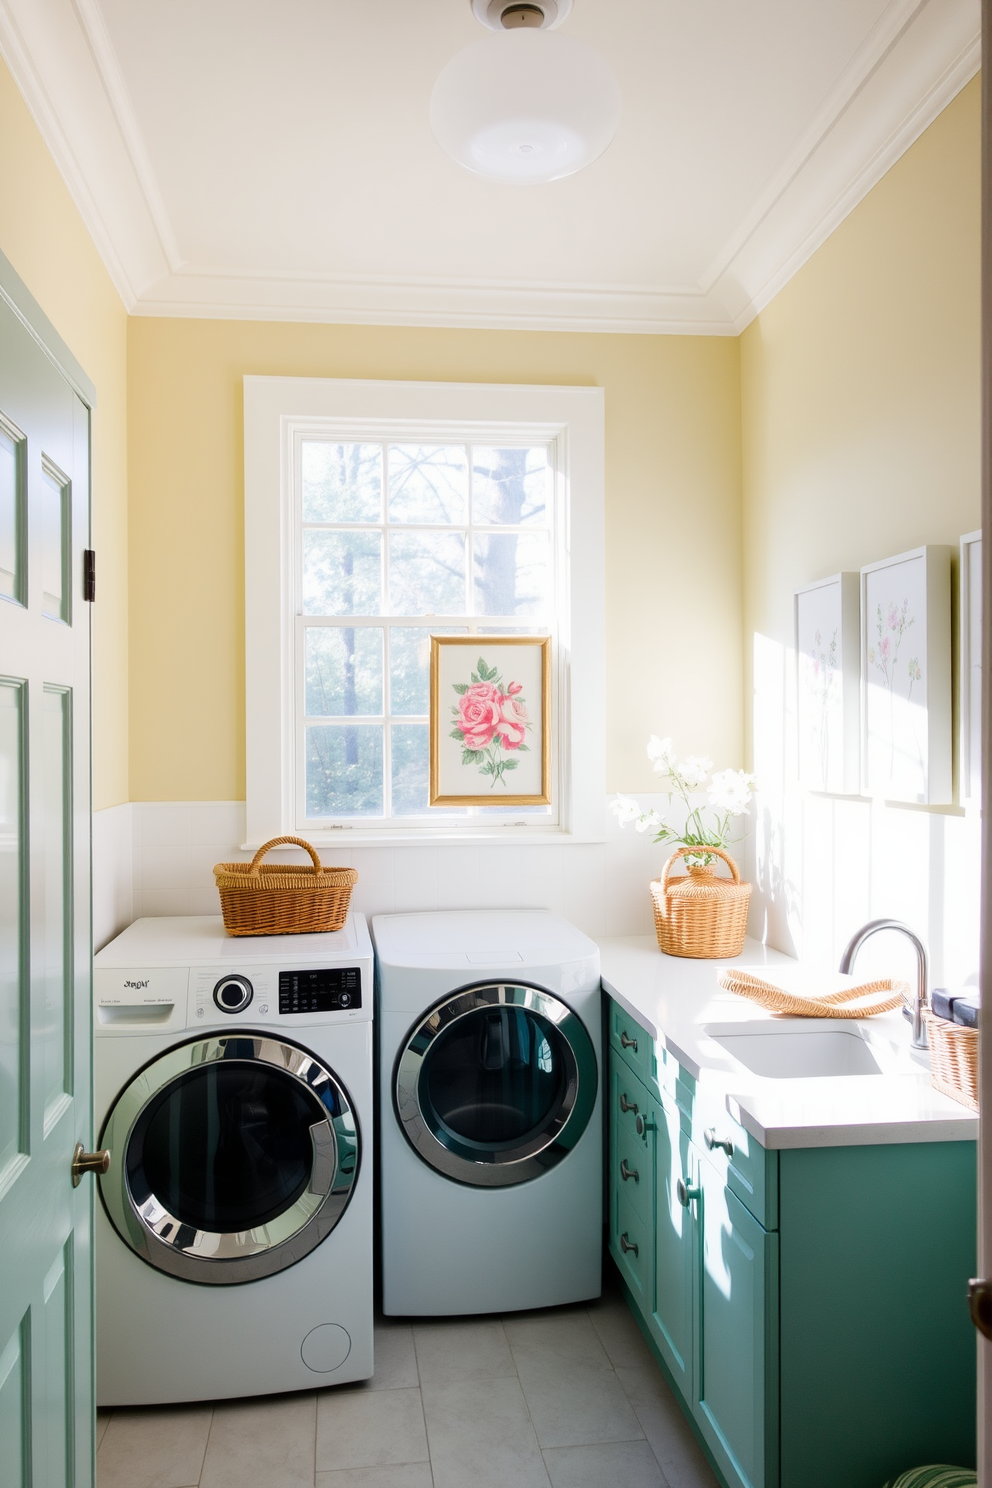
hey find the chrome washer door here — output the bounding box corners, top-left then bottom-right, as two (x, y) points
(394, 982), (597, 1187)
(99, 1034), (360, 1285)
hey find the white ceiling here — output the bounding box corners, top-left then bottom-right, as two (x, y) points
(0, 0), (979, 333)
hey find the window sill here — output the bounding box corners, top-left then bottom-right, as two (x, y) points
(242, 825), (605, 850)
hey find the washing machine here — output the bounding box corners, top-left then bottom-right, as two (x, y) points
(373, 909), (602, 1316)
(93, 914), (374, 1406)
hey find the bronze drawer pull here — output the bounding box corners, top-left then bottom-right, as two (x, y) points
(620, 1232), (639, 1257)
(620, 1159), (639, 1184)
(619, 1093), (638, 1115)
(620, 1031), (638, 1052)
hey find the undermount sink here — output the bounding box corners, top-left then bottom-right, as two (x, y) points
(704, 1020), (908, 1079)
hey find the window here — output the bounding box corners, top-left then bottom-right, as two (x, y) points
(244, 378), (604, 844)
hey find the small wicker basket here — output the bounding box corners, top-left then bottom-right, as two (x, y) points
(650, 846), (751, 959)
(922, 1010), (979, 1112)
(214, 836), (358, 937)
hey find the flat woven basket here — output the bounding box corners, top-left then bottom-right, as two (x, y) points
(922, 1010), (979, 1112)
(651, 846), (751, 959)
(214, 836), (358, 937)
(718, 967), (908, 1018)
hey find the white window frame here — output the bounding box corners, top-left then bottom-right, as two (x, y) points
(244, 376), (605, 846)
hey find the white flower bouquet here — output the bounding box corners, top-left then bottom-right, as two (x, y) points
(612, 736), (756, 865)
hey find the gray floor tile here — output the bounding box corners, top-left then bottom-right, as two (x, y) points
(315, 1467), (434, 1488)
(413, 1319), (515, 1386)
(316, 1387), (429, 1471)
(370, 1325), (420, 1391)
(514, 1356), (644, 1450)
(422, 1376), (550, 1488)
(544, 1440), (669, 1488)
(615, 1368), (719, 1488)
(200, 1393), (316, 1488)
(503, 1310), (614, 1372)
(96, 1404), (212, 1488)
(586, 1293), (657, 1373)
(95, 1410), (111, 1452)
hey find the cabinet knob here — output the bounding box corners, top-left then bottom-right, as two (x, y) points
(635, 1113), (653, 1138)
(619, 1232), (639, 1257)
(619, 1093), (638, 1115)
(71, 1143), (110, 1188)
(676, 1177), (701, 1209)
(619, 1031), (638, 1053)
(620, 1158), (639, 1184)
(703, 1127), (735, 1158)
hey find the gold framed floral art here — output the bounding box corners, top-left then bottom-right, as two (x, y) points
(429, 635), (551, 806)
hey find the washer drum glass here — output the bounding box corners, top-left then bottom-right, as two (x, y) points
(99, 1034), (360, 1284)
(394, 982), (596, 1187)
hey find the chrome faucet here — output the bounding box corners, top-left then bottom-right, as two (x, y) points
(838, 919), (929, 1049)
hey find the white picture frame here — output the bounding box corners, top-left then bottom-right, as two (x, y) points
(794, 573), (860, 793)
(960, 529), (982, 809)
(860, 545), (952, 804)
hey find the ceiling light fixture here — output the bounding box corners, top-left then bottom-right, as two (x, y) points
(430, 2), (621, 185)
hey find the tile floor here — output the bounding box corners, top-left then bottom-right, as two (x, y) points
(95, 1271), (718, 1488)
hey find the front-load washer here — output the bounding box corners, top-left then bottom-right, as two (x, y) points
(93, 914), (374, 1405)
(373, 909), (602, 1316)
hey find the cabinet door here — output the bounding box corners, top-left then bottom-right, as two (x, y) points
(652, 1089), (694, 1396)
(608, 1056), (654, 1314)
(695, 1156), (779, 1488)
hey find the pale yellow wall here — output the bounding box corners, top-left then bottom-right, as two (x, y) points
(0, 57), (129, 811)
(740, 77), (980, 975)
(127, 319), (742, 801)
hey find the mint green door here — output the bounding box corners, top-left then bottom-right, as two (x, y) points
(0, 280), (93, 1488)
(695, 1157), (779, 1488)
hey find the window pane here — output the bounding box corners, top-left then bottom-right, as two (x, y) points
(0, 425), (22, 602)
(389, 626), (466, 716)
(302, 442), (381, 523)
(305, 627), (382, 716)
(388, 446), (467, 524)
(391, 723), (429, 815)
(472, 447), (549, 526)
(303, 531), (381, 616)
(389, 532), (466, 615)
(473, 530), (551, 616)
(306, 724), (383, 817)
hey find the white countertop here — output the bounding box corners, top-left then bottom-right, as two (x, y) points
(596, 934), (978, 1150)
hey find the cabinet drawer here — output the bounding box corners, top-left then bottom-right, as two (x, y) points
(689, 1089), (778, 1230)
(609, 1002), (653, 1084)
(614, 1115), (651, 1224)
(611, 1188), (651, 1312)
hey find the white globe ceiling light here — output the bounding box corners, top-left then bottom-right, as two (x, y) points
(430, 10), (621, 185)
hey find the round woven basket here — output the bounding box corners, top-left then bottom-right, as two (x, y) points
(213, 836), (358, 937)
(650, 846), (751, 959)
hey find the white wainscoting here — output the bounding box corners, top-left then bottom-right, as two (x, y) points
(93, 799), (690, 950)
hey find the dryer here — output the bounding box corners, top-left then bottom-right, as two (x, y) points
(93, 914), (374, 1405)
(373, 910), (602, 1316)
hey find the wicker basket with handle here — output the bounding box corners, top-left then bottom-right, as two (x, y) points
(213, 836), (358, 937)
(922, 1010), (979, 1112)
(650, 846), (751, 959)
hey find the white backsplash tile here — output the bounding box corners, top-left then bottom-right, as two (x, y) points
(93, 798), (678, 945)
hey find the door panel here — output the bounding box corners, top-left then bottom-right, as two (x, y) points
(652, 1090), (694, 1394)
(0, 290), (93, 1488)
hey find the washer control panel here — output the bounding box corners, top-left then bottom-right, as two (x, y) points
(279, 967), (362, 1014)
(213, 974), (253, 1014)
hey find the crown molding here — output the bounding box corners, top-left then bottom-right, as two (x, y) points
(0, 0), (980, 335)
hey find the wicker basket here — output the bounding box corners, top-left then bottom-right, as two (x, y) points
(922, 1010), (979, 1112)
(214, 836), (358, 937)
(650, 846), (751, 959)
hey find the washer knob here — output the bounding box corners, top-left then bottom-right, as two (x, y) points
(213, 974), (253, 1014)
(339, 992), (352, 1008)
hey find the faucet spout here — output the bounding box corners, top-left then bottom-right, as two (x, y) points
(838, 918), (929, 1049)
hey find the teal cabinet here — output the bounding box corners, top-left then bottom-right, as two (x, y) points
(606, 998), (976, 1488)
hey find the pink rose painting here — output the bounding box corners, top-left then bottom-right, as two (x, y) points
(450, 657), (532, 787)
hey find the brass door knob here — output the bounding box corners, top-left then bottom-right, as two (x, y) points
(71, 1143), (110, 1188)
(969, 1278), (992, 1340)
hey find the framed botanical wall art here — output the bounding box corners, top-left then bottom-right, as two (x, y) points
(960, 529), (982, 809)
(794, 572), (860, 793)
(860, 545), (952, 805)
(430, 635), (551, 806)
